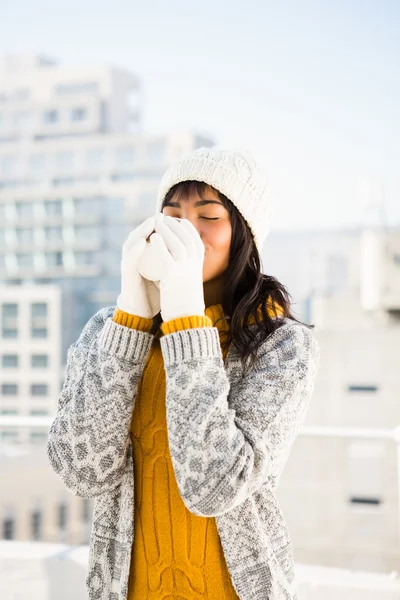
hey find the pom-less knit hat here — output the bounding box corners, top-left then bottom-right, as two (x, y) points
(155, 147), (272, 252)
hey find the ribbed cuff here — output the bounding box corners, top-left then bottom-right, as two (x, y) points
(113, 308), (153, 333)
(100, 318), (153, 362)
(160, 326), (222, 367)
(161, 314), (213, 335)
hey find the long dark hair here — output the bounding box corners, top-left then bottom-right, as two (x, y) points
(150, 181), (314, 376)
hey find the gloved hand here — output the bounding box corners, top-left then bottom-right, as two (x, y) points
(116, 216), (161, 319)
(149, 215), (206, 323)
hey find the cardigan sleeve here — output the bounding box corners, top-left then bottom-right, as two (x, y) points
(159, 320), (320, 517)
(47, 306), (154, 498)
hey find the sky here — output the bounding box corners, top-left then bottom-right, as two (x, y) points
(1, 0), (399, 231)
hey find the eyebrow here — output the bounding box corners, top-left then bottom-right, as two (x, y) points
(163, 199), (224, 208)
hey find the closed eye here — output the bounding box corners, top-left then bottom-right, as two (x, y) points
(201, 217), (219, 220)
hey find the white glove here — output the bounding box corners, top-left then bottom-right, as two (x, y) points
(150, 215), (206, 323)
(116, 216), (161, 319)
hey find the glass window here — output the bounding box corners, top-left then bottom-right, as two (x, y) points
(73, 196), (99, 214)
(1, 383), (18, 395)
(2, 303), (18, 317)
(45, 251), (63, 268)
(16, 201), (34, 218)
(2, 303), (18, 338)
(1, 155), (17, 177)
(31, 510), (42, 540)
(43, 110), (58, 124)
(45, 226), (62, 241)
(55, 82), (98, 95)
(0, 409), (18, 415)
(30, 409), (49, 416)
(31, 303), (47, 317)
(58, 503), (68, 529)
(2, 355), (19, 368)
(71, 107), (88, 121)
(17, 253), (34, 268)
(30, 431), (48, 444)
(56, 151), (75, 170)
(82, 498), (91, 523)
(44, 199), (63, 216)
(30, 384), (48, 396)
(31, 354), (48, 368)
(115, 145), (135, 166)
(3, 517), (14, 540)
(75, 251), (95, 265)
(31, 327), (48, 339)
(16, 227), (34, 243)
(30, 154), (46, 171)
(86, 148), (105, 169)
(14, 110), (32, 131)
(74, 225), (98, 240)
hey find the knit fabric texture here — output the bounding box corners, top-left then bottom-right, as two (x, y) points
(155, 147), (272, 252)
(47, 305), (320, 600)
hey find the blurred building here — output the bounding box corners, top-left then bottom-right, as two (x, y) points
(0, 53), (214, 360)
(0, 285), (61, 446)
(276, 224), (400, 573)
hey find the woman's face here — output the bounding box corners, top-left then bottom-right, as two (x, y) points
(162, 185), (232, 283)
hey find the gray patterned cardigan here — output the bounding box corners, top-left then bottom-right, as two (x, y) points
(47, 306), (320, 600)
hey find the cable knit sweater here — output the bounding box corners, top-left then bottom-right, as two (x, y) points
(47, 302), (320, 600)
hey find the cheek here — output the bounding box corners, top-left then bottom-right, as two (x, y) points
(205, 224), (232, 252)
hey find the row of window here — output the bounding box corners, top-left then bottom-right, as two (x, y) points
(1, 224), (100, 244)
(0, 195), (130, 220)
(0, 140), (165, 176)
(1, 354), (49, 368)
(0, 170), (162, 190)
(0, 409), (49, 416)
(0, 430), (48, 444)
(1, 383), (49, 396)
(0, 250), (96, 271)
(2, 498), (92, 541)
(1, 302), (49, 338)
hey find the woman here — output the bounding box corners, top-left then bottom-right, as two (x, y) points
(47, 147), (320, 600)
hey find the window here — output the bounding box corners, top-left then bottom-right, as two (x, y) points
(30, 154), (46, 171)
(349, 496), (382, 506)
(45, 226), (62, 242)
(43, 110), (58, 124)
(30, 409), (49, 416)
(73, 196), (98, 214)
(82, 498), (91, 523)
(16, 201), (34, 218)
(31, 510), (42, 540)
(74, 225), (98, 240)
(56, 151), (75, 170)
(75, 251), (95, 266)
(2, 302), (18, 338)
(1, 155), (17, 177)
(44, 199), (63, 216)
(32, 302), (47, 318)
(16, 227), (34, 244)
(86, 148), (105, 169)
(348, 385), (378, 393)
(2, 354), (18, 368)
(30, 384), (48, 396)
(1, 431), (19, 443)
(31, 327), (48, 339)
(71, 107), (88, 121)
(55, 82), (98, 95)
(115, 145), (135, 166)
(3, 517), (14, 540)
(0, 409), (18, 415)
(30, 431), (48, 444)
(58, 503), (68, 530)
(17, 253), (34, 268)
(2, 383), (18, 395)
(45, 251), (63, 268)
(31, 354), (48, 368)
(0, 228), (5, 244)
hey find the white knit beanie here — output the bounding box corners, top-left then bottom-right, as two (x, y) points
(155, 147), (272, 252)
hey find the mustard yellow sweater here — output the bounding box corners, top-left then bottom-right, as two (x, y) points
(113, 302), (282, 599)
